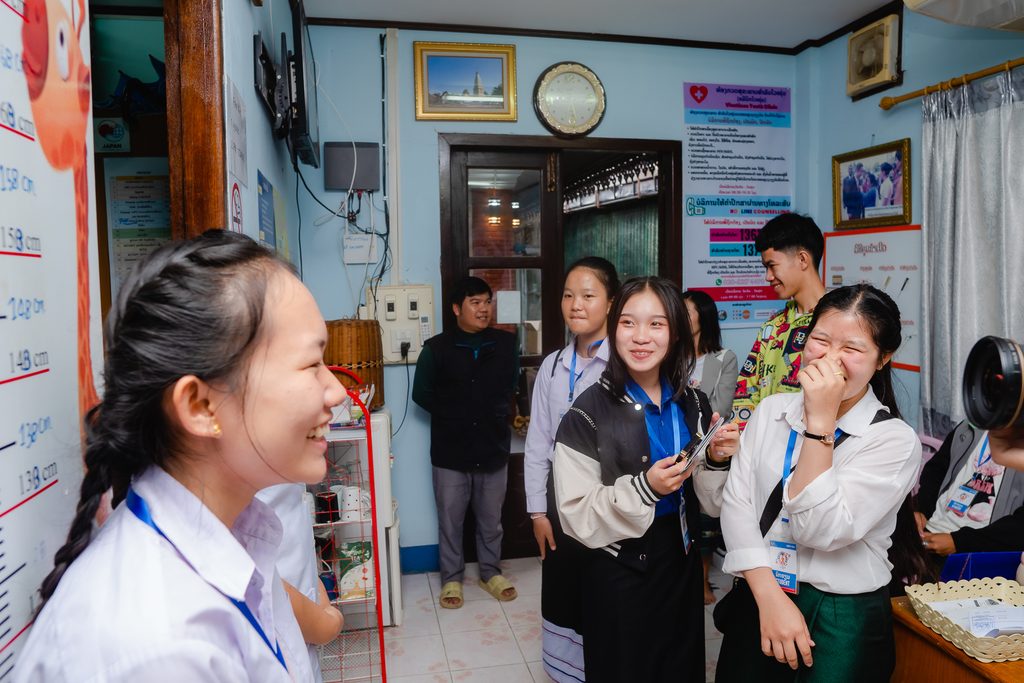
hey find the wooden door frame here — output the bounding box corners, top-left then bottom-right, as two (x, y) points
(439, 132), (683, 298)
(164, 0), (227, 239)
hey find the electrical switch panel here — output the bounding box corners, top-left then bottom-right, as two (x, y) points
(361, 284), (435, 364)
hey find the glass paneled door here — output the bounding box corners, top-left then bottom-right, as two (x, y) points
(443, 150), (563, 364)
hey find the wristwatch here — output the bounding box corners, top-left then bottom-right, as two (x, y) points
(803, 430), (835, 446)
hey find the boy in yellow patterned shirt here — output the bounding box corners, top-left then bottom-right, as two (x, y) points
(732, 213), (826, 429)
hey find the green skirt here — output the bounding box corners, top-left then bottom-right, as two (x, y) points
(716, 582), (894, 682)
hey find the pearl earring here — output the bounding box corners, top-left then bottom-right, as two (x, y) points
(211, 422), (222, 437)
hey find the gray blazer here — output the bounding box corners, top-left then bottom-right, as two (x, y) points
(698, 348), (739, 419)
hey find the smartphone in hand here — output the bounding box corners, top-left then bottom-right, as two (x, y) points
(673, 415), (727, 472)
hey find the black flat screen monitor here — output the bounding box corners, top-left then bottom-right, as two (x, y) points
(289, 0), (319, 168)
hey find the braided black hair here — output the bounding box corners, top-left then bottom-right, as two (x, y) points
(38, 230), (287, 609)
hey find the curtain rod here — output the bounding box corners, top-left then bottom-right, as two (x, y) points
(879, 56), (1024, 110)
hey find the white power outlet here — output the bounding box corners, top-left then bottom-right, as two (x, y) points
(361, 284), (435, 364)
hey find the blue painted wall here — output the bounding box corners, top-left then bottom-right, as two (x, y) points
(222, 0), (300, 257)
(266, 14), (1024, 567)
(300, 27), (796, 567)
(794, 11), (1024, 426)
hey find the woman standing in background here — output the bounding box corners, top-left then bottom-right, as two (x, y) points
(525, 257), (619, 683)
(682, 289), (739, 604)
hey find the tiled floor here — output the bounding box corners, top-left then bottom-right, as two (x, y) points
(384, 557), (732, 683)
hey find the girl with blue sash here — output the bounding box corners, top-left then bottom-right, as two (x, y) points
(16, 231), (344, 681)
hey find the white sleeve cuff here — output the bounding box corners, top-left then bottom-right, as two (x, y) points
(526, 494), (547, 514)
(722, 546), (771, 575)
(784, 466), (839, 513)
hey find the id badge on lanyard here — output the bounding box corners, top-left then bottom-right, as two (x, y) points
(769, 430), (801, 594)
(946, 435), (991, 517)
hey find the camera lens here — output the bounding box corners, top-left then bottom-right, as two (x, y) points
(962, 336), (1024, 430)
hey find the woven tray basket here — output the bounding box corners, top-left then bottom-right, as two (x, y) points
(906, 577), (1024, 662)
(325, 319), (384, 411)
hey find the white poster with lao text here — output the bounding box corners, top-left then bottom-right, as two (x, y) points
(822, 226), (921, 371)
(683, 82), (793, 329)
(1, 0), (96, 669)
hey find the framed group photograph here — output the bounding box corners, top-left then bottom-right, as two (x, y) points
(832, 138), (911, 229)
(413, 42), (517, 122)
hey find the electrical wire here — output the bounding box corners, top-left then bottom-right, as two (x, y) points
(295, 174), (304, 278)
(393, 354), (411, 436)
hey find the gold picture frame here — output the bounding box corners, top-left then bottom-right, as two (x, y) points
(832, 138), (910, 229)
(414, 42), (517, 121)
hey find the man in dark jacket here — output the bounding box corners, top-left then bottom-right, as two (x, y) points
(413, 276), (519, 608)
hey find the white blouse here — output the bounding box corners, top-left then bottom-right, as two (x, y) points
(15, 467), (312, 682)
(721, 389), (921, 594)
(257, 483), (323, 680)
(524, 340), (609, 514)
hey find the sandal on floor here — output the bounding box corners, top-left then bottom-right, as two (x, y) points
(439, 581), (463, 609)
(478, 574), (517, 602)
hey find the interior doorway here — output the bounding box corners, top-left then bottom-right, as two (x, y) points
(438, 133), (682, 559)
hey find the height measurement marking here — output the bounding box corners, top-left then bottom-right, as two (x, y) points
(0, 252), (40, 259)
(0, 480), (57, 519)
(0, 121), (32, 143)
(0, 0), (25, 20)
(0, 443), (11, 454)
(0, 563), (24, 588)
(0, 618), (30, 656)
(0, 369), (48, 386)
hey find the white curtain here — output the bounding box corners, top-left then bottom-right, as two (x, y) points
(921, 68), (1024, 437)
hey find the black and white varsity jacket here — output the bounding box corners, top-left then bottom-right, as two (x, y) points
(552, 374), (723, 572)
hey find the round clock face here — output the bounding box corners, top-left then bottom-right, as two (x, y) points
(533, 62), (606, 138)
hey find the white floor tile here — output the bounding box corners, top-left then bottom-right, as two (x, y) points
(437, 598), (508, 633)
(387, 593), (440, 639)
(450, 663), (535, 682)
(501, 591), (541, 629)
(500, 560), (543, 597)
(389, 674), (452, 683)
(443, 624), (525, 670)
(385, 634), (449, 678)
(705, 636), (723, 683)
(402, 572), (434, 603)
(511, 623), (543, 663)
(527, 660), (552, 683)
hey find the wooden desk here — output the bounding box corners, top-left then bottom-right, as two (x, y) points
(892, 597), (1024, 682)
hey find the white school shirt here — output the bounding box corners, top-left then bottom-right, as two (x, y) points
(15, 467), (313, 682)
(256, 484), (323, 681)
(721, 389), (921, 594)
(524, 339), (609, 514)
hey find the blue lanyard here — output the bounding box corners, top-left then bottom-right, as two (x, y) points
(126, 488), (288, 672)
(977, 435), (992, 469)
(567, 340), (602, 403)
(781, 427), (844, 484)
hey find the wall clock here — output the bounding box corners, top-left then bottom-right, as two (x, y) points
(533, 62), (606, 138)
